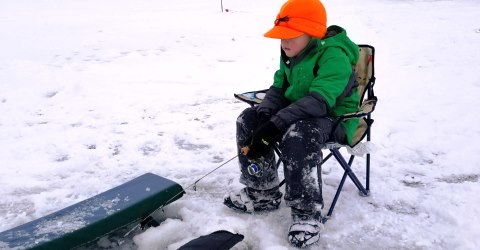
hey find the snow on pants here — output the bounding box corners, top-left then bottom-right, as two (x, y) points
(236, 107), (339, 211)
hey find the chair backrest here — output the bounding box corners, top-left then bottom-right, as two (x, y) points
(349, 45), (376, 146)
(355, 45), (375, 102)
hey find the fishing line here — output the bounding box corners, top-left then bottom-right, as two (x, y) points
(124, 153), (239, 237)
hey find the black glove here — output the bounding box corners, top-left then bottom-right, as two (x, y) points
(246, 121), (280, 159)
(256, 111), (272, 126)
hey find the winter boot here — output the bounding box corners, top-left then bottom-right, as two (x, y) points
(288, 208), (322, 248)
(223, 187), (282, 213)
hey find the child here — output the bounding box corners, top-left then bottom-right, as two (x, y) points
(224, 0), (360, 247)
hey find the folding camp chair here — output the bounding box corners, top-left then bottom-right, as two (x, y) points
(234, 44), (377, 224)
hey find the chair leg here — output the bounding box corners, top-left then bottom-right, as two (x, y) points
(366, 116), (372, 192)
(321, 152), (334, 164)
(275, 145), (369, 224)
(331, 148), (369, 196)
(366, 153), (371, 192)
(325, 170), (348, 220)
(322, 149), (369, 223)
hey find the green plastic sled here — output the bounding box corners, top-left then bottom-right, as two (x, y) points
(0, 173), (184, 250)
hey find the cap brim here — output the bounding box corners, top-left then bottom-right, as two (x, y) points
(264, 26), (304, 39)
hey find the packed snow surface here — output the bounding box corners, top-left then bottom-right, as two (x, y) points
(1, 0), (480, 249)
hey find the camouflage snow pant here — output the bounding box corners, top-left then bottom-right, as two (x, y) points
(236, 107), (345, 211)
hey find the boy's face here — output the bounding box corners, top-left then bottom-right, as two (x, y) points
(281, 33), (312, 57)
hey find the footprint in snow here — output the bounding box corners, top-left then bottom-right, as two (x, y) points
(385, 200), (418, 216)
(436, 174), (478, 184)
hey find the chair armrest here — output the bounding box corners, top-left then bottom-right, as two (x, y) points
(234, 89), (268, 106)
(336, 97), (377, 121)
(330, 97), (377, 146)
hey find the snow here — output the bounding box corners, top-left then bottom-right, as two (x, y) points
(1, 0), (480, 249)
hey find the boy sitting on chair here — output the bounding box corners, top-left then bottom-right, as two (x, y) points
(224, 0), (360, 247)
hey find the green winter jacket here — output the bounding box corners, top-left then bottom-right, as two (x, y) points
(260, 25), (360, 145)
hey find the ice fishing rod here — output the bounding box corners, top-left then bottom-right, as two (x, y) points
(126, 145), (286, 236)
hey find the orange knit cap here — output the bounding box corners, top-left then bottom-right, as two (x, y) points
(264, 0), (327, 39)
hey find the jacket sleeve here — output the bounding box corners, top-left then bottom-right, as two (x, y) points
(257, 86), (290, 115)
(271, 92), (330, 131)
(271, 48), (353, 131)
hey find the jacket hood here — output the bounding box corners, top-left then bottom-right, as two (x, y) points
(317, 25), (359, 65)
